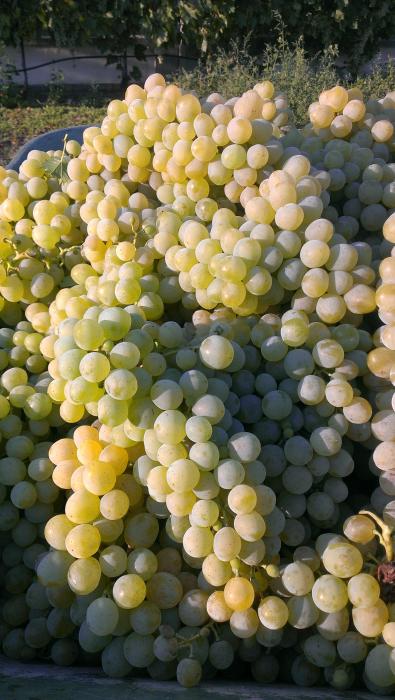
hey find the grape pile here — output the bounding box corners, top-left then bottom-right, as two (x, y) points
(0, 74), (395, 692)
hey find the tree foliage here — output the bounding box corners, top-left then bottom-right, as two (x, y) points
(226, 0), (395, 69)
(33, 1), (233, 82)
(0, 0), (394, 72)
(39, 1), (233, 56)
(0, 0), (44, 46)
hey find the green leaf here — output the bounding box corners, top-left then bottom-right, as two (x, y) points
(42, 156), (63, 177)
(42, 155), (69, 182)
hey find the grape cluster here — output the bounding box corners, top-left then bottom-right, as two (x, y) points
(0, 72), (395, 691)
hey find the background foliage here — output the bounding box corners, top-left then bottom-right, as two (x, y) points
(227, 0), (395, 70)
(1, 0), (395, 71)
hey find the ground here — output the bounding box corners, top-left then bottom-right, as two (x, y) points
(0, 660), (388, 700)
(0, 105), (104, 166)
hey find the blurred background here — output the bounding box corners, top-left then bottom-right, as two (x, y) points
(1, 0), (395, 165)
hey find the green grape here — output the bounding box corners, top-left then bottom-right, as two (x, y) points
(365, 645), (395, 688)
(99, 545), (127, 578)
(110, 341), (140, 369)
(176, 658), (202, 688)
(352, 599), (389, 637)
(287, 595), (319, 629)
(79, 621), (111, 653)
(282, 562), (315, 596)
(322, 541), (363, 577)
(303, 634), (336, 668)
(178, 590), (209, 626)
(86, 597), (120, 636)
(209, 640), (234, 669)
(312, 575), (348, 613)
(130, 600), (161, 635)
(146, 572), (183, 609)
(68, 557), (101, 595)
(127, 548), (158, 580)
(51, 639), (79, 667)
(316, 608), (349, 641)
(337, 631), (367, 663)
(151, 380), (183, 410)
(199, 335), (234, 369)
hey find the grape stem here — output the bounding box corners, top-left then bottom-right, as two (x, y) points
(359, 509), (394, 562)
(211, 624), (220, 641)
(60, 133), (68, 184)
(176, 624), (214, 656)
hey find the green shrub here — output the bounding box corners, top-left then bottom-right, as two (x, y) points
(354, 61), (395, 101)
(175, 34), (395, 127)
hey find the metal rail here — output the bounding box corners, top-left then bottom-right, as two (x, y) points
(2, 52), (198, 76)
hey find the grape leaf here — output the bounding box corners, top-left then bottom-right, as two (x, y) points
(42, 156), (63, 177)
(42, 156), (70, 183)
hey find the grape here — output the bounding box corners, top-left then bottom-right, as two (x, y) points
(127, 548), (158, 580)
(68, 557), (101, 595)
(178, 590), (209, 626)
(118, 507), (153, 547)
(215, 459), (245, 489)
(1, 72), (395, 693)
(167, 459), (200, 493)
(258, 596), (289, 629)
(251, 653), (280, 683)
(202, 553), (232, 586)
(365, 645), (395, 688)
(213, 527), (241, 561)
(65, 489), (100, 524)
(228, 431), (261, 462)
(209, 639), (234, 669)
(291, 654), (321, 687)
(99, 545), (127, 577)
(312, 575), (348, 613)
(123, 632), (155, 667)
(287, 595), (319, 629)
(112, 574), (146, 609)
(153, 634), (178, 662)
(230, 608), (259, 638)
(65, 524), (101, 558)
(316, 608), (350, 641)
(322, 541), (363, 577)
(154, 410), (186, 444)
(347, 573), (380, 608)
(130, 601), (161, 635)
(176, 658), (202, 688)
(304, 634), (336, 667)
(228, 484), (257, 514)
(101, 638), (132, 678)
(352, 599), (389, 637)
(44, 514), (74, 550)
(146, 572), (183, 609)
(234, 510), (266, 544)
(199, 335), (234, 369)
(224, 577), (255, 612)
(79, 621), (111, 653)
(52, 639), (79, 667)
(183, 525), (213, 558)
(282, 562), (315, 596)
(86, 597), (119, 636)
(337, 631), (367, 663)
(151, 380), (183, 410)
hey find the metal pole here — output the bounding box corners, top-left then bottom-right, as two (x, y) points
(20, 37), (28, 92)
(122, 50), (128, 86)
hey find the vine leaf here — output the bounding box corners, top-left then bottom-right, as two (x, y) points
(42, 135), (70, 183)
(42, 156), (63, 178)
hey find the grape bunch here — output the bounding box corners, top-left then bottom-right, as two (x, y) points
(0, 71), (395, 691)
